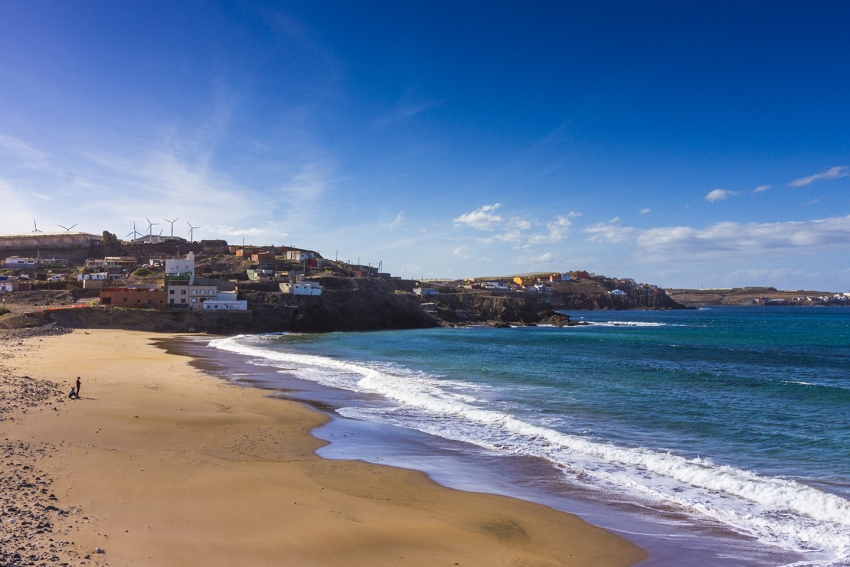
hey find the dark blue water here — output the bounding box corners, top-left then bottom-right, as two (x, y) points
(209, 306), (850, 565)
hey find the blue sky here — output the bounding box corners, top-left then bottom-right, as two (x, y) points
(1, 1), (849, 289)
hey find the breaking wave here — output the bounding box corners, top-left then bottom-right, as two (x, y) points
(209, 334), (850, 564)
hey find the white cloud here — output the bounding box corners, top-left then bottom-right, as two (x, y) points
(584, 215), (850, 262)
(0, 134), (46, 163)
(212, 226), (273, 237)
(387, 211), (404, 230)
(705, 188), (740, 202)
(723, 268), (804, 284)
(752, 185), (771, 193)
(506, 216), (532, 230)
(479, 230), (524, 245)
(452, 245), (473, 260)
(475, 213), (571, 248)
(584, 217), (636, 243)
(454, 204), (503, 230)
(639, 208), (650, 214)
(528, 252), (558, 263)
(526, 215), (571, 245)
(32, 191), (50, 200)
(789, 166), (849, 187)
(566, 211), (582, 218)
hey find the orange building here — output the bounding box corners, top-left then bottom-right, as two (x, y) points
(100, 287), (167, 310)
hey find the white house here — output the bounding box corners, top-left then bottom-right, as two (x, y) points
(284, 250), (316, 261)
(413, 287), (439, 295)
(609, 289), (627, 296)
(4, 257), (36, 269)
(280, 282), (323, 296)
(167, 283), (218, 309)
(202, 300), (248, 311)
(165, 252), (195, 285)
(77, 272), (109, 281)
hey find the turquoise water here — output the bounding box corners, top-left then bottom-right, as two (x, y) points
(210, 306), (850, 564)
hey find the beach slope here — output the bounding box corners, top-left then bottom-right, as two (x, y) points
(0, 329), (646, 567)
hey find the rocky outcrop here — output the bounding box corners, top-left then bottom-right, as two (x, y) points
(551, 281), (684, 310)
(537, 310), (587, 327)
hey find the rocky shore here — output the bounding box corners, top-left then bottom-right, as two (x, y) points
(0, 326), (93, 567)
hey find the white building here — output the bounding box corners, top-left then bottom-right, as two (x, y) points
(202, 300), (248, 311)
(283, 250), (316, 261)
(4, 257), (37, 269)
(77, 272), (109, 281)
(414, 287), (439, 295)
(165, 252), (195, 285)
(280, 282), (323, 296)
(168, 283), (218, 310)
(609, 289), (627, 296)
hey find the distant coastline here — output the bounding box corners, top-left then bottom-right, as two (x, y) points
(667, 286), (850, 307)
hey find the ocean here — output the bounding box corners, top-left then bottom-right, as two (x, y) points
(201, 306), (850, 566)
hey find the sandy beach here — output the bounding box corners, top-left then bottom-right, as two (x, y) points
(0, 328), (646, 567)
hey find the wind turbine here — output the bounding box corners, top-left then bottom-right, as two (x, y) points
(57, 223), (78, 232)
(186, 220), (200, 242)
(126, 221), (142, 241)
(145, 217), (160, 243)
(164, 218), (179, 237)
(32, 220), (43, 233)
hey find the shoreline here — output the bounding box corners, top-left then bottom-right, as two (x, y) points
(0, 328), (646, 566)
(184, 328), (808, 567)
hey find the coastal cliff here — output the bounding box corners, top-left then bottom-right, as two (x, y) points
(31, 275), (683, 334)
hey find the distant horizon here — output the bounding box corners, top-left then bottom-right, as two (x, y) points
(1, 2), (849, 290)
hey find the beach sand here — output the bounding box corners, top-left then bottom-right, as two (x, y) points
(0, 328), (646, 566)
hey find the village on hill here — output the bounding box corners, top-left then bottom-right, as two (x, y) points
(0, 229), (846, 332)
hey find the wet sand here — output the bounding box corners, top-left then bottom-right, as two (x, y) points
(0, 328), (646, 566)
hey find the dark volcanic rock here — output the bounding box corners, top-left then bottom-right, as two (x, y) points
(537, 310), (582, 327)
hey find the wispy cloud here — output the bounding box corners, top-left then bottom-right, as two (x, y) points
(584, 217), (636, 243)
(752, 185), (771, 193)
(452, 245), (473, 260)
(526, 215), (572, 245)
(371, 90), (443, 128)
(724, 268), (804, 284)
(454, 204), (503, 230)
(705, 188), (740, 202)
(32, 191), (50, 200)
(0, 134), (46, 164)
(639, 208), (650, 214)
(583, 215), (850, 261)
(213, 226), (277, 237)
(386, 211), (405, 230)
(475, 214), (572, 248)
(528, 251), (558, 263)
(789, 166), (849, 187)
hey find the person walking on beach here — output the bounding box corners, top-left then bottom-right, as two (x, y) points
(76, 377), (81, 398)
